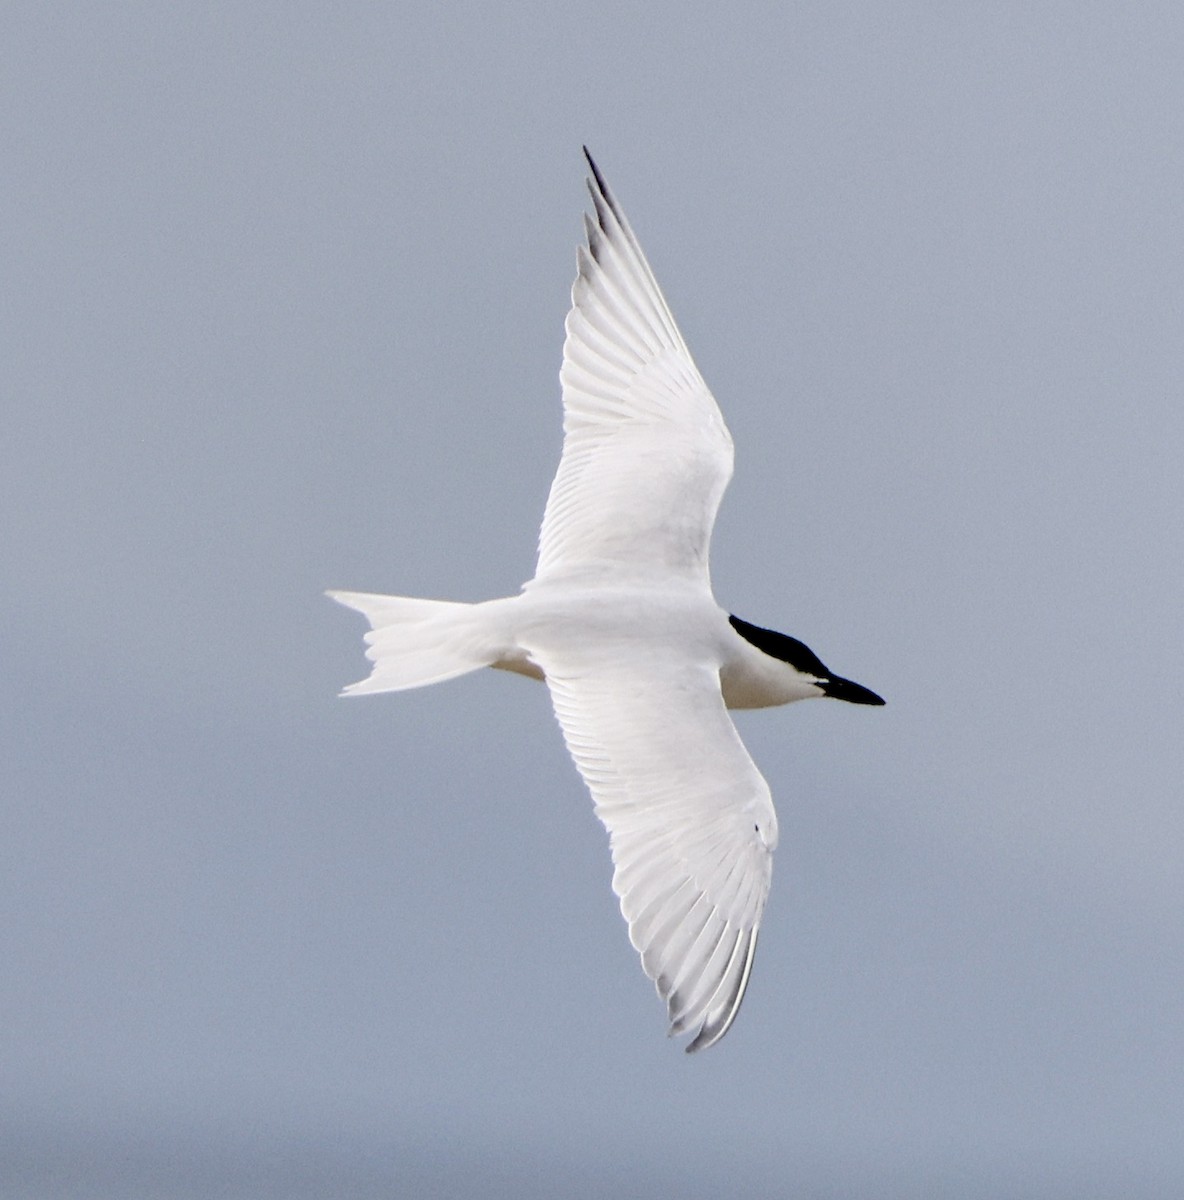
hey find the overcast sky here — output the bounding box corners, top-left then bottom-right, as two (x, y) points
(4, 3), (1183, 1197)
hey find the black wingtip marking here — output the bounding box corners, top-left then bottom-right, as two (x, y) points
(582, 145), (603, 186)
(581, 148), (620, 229)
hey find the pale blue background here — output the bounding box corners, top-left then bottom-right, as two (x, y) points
(4, 3), (1182, 1196)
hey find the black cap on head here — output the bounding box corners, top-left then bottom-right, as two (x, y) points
(729, 615), (885, 705)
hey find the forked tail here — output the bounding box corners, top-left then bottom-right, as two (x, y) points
(327, 590), (498, 696)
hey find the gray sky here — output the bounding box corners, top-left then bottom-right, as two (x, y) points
(4, 3), (1183, 1196)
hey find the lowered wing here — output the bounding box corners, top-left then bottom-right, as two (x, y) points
(530, 643), (778, 1051)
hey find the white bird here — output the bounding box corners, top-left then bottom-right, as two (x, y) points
(329, 149), (884, 1052)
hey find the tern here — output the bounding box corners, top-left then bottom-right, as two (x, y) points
(330, 149), (884, 1052)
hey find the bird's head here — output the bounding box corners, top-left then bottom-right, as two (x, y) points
(728, 615), (885, 706)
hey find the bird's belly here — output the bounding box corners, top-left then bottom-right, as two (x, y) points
(494, 579), (724, 675)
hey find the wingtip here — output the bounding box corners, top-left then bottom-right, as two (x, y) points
(582, 146), (608, 197)
(676, 928), (760, 1054)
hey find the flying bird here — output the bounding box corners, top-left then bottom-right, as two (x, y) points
(329, 149), (884, 1052)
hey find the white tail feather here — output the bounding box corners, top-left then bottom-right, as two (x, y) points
(327, 590), (497, 696)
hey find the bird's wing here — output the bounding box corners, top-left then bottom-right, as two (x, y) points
(529, 642), (778, 1051)
(534, 150), (734, 584)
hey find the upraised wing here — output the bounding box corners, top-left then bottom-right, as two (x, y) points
(531, 644), (778, 1051)
(534, 150), (734, 584)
